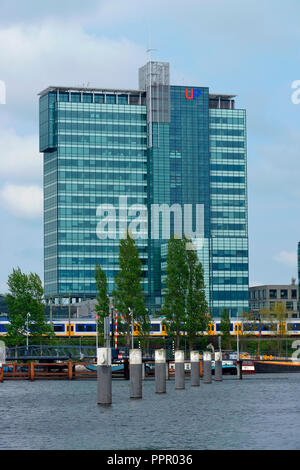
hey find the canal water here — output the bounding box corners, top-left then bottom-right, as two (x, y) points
(1, 373), (300, 450)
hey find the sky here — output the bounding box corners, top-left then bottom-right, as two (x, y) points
(0, 0), (299, 292)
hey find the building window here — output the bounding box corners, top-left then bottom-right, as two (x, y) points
(71, 93), (81, 103)
(269, 289), (277, 299)
(286, 301), (293, 311)
(280, 289), (288, 299)
(59, 92), (69, 102)
(83, 94), (93, 103)
(106, 94), (116, 104)
(129, 95), (139, 105)
(292, 289), (297, 299)
(118, 95), (128, 105)
(94, 94), (104, 104)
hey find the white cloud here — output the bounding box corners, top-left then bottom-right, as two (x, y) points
(248, 130), (300, 200)
(0, 22), (146, 126)
(273, 251), (297, 268)
(0, 183), (42, 219)
(0, 129), (41, 181)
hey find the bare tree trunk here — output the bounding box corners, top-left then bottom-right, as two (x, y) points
(126, 325), (131, 348)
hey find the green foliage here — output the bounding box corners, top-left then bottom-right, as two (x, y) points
(94, 263), (110, 343)
(161, 236), (210, 349)
(161, 237), (188, 348)
(185, 241), (209, 349)
(219, 308), (231, 349)
(6, 267), (53, 346)
(112, 231), (148, 346)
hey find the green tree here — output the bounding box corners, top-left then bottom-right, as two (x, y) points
(112, 231), (147, 347)
(219, 308), (231, 349)
(161, 237), (188, 349)
(185, 241), (209, 350)
(6, 267), (53, 346)
(242, 307), (269, 356)
(94, 263), (110, 345)
(139, 308), (151, 352)
(272, 302), (287, 357)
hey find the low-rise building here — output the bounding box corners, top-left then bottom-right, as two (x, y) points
(249, 280), (298, 318)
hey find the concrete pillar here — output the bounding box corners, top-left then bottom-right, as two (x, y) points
(214, 351), (222, 381)
(175, 350), (185, 390)
(190, 351), (200, 386)
(203, 351), (212, 384)
(97, 348), (112, 405)
(155, 349), (166, 394)
(130, 349), (142, 399)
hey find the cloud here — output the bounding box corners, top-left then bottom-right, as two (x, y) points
(273, 251), (297, 268)
(248, 130), (300, 201)
(0, 129), (41, 181)
(0, 22), (146, 132)
(0, 183), (42, 219)
(0, 0), (100, 26)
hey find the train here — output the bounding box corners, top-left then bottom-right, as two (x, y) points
(1, 317), (300, 337)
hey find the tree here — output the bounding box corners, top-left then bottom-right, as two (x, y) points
(161, 237), (188, 349)
(272, 302), (287, 357)
(219, 308), (231, 349)
(139, 309), (151, 352)
(112, 231), (147, 347)
(243, 307), (270, 356)
(6, 267), (53, 346)
(94, 263), (110, 345)
(185, 241), (209, 350)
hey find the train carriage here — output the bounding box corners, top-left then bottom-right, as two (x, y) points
(0, 318), (299, 338)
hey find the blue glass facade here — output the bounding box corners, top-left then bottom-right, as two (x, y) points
(209, 107), (248, 316)
(40, 89), (148, 299)
(40, 62), (248, 317)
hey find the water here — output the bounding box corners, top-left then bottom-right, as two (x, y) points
(1, 374), (300, 450)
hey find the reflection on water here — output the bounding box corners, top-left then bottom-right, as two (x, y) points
(1, 374), (300, 450)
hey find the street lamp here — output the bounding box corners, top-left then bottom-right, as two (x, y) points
(129, 308), (134, 349)
(94, 314), (100, 350)
(26, 312), (31, 352)
(237, 310), (240, 361)
(68, 293), (71, 340)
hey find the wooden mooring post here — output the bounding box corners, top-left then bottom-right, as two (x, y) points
(68, 361), (73, 380)
(200, 359), (203, 377)
(29, 362), (35, 381)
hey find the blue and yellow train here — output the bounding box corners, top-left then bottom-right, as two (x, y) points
(0, 318), (299, 337)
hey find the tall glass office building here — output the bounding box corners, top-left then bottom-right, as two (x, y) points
(39, 61), (248, 317)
